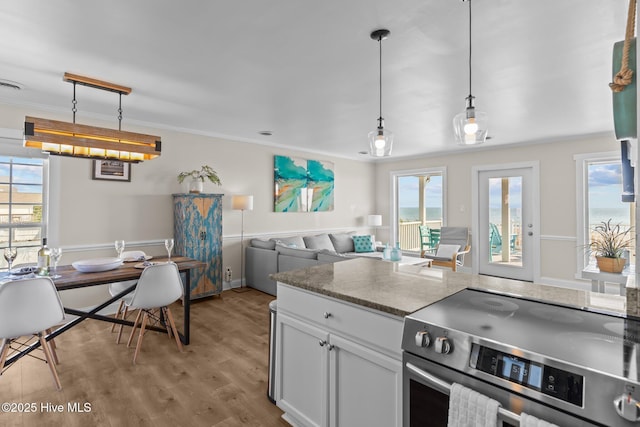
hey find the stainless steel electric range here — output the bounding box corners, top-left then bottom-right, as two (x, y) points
(402, 288), (640, 427)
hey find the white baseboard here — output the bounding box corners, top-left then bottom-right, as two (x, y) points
(222, 279), (245, 291)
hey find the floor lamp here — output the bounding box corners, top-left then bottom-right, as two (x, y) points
(232, 195), (253, 293)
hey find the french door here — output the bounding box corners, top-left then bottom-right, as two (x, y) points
(474, 164), (538, 281)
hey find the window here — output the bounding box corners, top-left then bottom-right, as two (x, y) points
(391, 168), (446, 252)
(575, 152), (635, 272)
(488, 176), (522, 264)
(0, 156), (47, 268)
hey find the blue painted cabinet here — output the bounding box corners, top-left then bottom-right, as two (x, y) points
(173, 193), (223, 298)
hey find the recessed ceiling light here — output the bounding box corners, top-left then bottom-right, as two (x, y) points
(0, 79), (23, 90)
(258, 131), (273, 136)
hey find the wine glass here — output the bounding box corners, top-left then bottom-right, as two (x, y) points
(4, 247), (17, 273)
(50, 247), (62, 279)
(115, 240), (125, 259)
(164, 238), (174, 261)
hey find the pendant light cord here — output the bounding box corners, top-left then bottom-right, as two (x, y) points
(378, 34), (383, 124)
(72, 82), (77, 124)
(118, 93), (123, 131)
(467, 0), (473, 101)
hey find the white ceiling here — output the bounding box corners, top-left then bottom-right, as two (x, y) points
(0, 0), (628, 160)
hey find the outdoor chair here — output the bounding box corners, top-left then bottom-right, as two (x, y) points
(0, 277), (65, 390)
(489, 223), (518, 260)
(429, 228), (441, 248)
(418, 226), (439, 257)
(422, 226), (470, 272)
(489, 223), (502, 258)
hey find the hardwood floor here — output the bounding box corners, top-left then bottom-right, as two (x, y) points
(0, 289), (289, 427)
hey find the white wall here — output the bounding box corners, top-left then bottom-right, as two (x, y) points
(0, 103), (376, 303)
(373, 134), (621, 287)
(0, 101), (625, 295)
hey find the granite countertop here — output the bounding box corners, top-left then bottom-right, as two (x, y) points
(271, 257), (627, 317)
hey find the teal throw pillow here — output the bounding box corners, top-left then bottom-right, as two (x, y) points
(352, 235), (375, 253)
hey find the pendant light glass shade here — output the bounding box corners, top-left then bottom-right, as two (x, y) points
(368, 118), (393, 157)
(453, 0), (488, 146)
(453, 96), (488, 145)
(369, 29), (393, 157)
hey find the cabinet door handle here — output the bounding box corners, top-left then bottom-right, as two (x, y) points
(319, 340), (327, 347)
(323, 312), (332, 319)
(328, 344), (335, 351)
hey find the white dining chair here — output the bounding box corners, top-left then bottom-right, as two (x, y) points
(121, 262), (184, 364)
(110, 250), (146, 335)
(0, 277), (65, 390)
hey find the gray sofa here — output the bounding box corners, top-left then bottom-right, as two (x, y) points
(246, 232), (386, 295)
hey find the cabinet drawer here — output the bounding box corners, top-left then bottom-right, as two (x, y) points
(277, 283), (403, 358)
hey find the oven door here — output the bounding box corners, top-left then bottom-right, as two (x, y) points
(403, 351), (601, 427)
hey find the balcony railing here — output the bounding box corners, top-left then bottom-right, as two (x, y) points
(398, 220), (442, 252)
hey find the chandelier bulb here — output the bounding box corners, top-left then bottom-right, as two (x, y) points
(463, 118), (478, 135)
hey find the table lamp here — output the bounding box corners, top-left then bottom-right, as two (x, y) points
(368, 214), (382, 245)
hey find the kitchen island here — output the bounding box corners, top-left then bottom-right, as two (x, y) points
(272, 257), (627, 317)
(270, 257), (629, 427)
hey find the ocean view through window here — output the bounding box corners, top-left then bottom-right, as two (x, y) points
(587, 161), (634, 264)
(576, 152), (635, 272)
(394, 169), (445, 252)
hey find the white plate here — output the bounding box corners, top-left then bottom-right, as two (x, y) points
(122, 255), (153, 262)
(134, 261), (168, 269)
(72, 257), (123, 273)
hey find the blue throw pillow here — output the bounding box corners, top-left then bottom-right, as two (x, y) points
(352, 235), (375, 253)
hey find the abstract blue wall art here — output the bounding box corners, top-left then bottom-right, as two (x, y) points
(274, 155), (334, 212)
(307, 159), (334, 212)
(274, 155), (308, 212)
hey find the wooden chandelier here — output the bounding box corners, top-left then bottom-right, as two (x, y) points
(23, 73), (161, 162)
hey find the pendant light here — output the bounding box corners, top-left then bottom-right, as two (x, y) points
(368, 29), (393, 157)
(24, 73), (161, 162)
(453, 0), (488, 145)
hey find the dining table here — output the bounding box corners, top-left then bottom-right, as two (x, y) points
(2, 255), (206, 369)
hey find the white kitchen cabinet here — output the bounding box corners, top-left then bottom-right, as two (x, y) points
(275, 284), (403, 427)
(277, 313), (329, 427)
(329, 334), (401, 427)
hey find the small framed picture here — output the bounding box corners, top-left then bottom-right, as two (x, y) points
(92, 160), (131, 182)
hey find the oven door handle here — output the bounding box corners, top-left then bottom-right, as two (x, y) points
(406, 362), (451, 394)
(405, 362), (522, 426)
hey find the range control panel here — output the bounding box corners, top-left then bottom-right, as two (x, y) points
(469, 343), (584, 407)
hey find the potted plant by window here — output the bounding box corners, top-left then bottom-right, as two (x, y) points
(589, 219), (634, 273)
(177, 165), (222, 193)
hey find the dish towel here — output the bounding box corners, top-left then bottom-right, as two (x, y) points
(447, 383), (501, 427)
(520, 412), (559, 427)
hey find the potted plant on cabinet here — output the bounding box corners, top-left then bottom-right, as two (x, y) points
(589, 219), (634, 273)
(177, 165), (222, 193)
